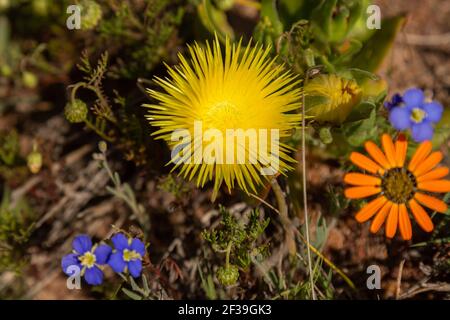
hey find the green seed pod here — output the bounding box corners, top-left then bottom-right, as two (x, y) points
(27, 150), (42, 174)
(0, 64), (12, 77)
(98, 141), (107, 153)
(80, 0), (102, 30)
(215, 0), (234, 11)
(64, 99), (88, 123)
(217, 265), (239, 286)
(0, 0), (10, 12)
(319, 127), (333, 144)
(22, 71), (38, 89)
(32, 0), (48, 16)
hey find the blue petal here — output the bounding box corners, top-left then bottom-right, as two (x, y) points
(108, 251), (126, 273)
(411, 122), (434, 142)
(94, 244), (112, 265)
(84, 266), (104, 286)
(130, 238), (145, 256)
(403, 88), (425, 109)
(111, 233), (129, 251)
(389, 107), (412, 130)
(423, 101), (443, 123)
(61, 253), (81, 275)
(72, 235), (92, 254)
(128, 260), (142, 278)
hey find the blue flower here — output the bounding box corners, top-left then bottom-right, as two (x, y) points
(108, 233), (145, 278)
(388, 88), (444, 142)
(61, 235), (112, 285)
(384, 93), (403, 111)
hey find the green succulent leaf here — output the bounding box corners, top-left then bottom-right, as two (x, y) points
(351, 15), (406, 72)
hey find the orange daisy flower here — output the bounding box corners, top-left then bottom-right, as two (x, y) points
(344, 134), (450, 240)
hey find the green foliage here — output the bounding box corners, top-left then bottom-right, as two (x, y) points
(251, 0), (402, 75)
(157, 174), (190, 200)
(97, 0), (185, 78)
(0, 187), (35, 273)
(202, 206), (270, 285)
(0, 129), (19, 166)
(93, 142), (150, 232)
(68, 52), (149, 164)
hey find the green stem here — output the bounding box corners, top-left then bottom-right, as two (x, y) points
(225, 241), (232, 268)
(269, 177), (296, 256)
(84, 118), (114, 142)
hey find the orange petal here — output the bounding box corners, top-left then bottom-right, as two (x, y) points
(355, 196), (387, 223)
(416, 166), (449, 182)
(413, 151), (443, 177)
(382, 134), (397, 167)
(394, 135), (408, 167)
(418, 180), (450, 193)
(414, 192), (448, 213)
(350, 152), (383, 174)
(365, 141), (391, 169)
(398, 204), (412, 240)
(408, 140), (432, 172)
(344, 186), (381, 199)
(370, 201), (393, 234)
(409, 199), (433, 232)
(385, 203), (399, 238)
(344, 173), (381, 186)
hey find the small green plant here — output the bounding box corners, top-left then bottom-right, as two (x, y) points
(0, 187), (35, 273)
(93, 142), (150, 232)
(202, 206), (270, 286)
(0, 129), (19, 166)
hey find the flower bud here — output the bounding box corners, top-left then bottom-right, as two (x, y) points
(217, 265), (239, 286)
(0, 64), (12, 77)
(64, 99), (88, 123)
(80, 0), (102, 30)
(305, 74), (361, 124)
(0, 0), (10, 12)
(215, 0), (234, 11)
(27, 150), (42, 174)
(22, 71), (38, 89)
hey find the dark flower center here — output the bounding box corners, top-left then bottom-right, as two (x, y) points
(381, 168), (417, 203)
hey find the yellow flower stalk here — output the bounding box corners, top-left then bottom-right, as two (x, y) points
(144, 36), (301, 197)
(305, 74), (362, 124)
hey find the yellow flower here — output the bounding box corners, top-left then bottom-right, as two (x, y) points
(144, 36), (301, 197)
(305, 74), (362, 123)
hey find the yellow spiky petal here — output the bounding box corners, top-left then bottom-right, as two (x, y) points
(144, 36), (302, 197)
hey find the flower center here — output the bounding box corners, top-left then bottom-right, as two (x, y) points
(335, 79), (361, 106)
(79, 252), (96, 268)
(381, 168), (416, 203)
(205, 101), (242, 130)
(410, 108), (426, 123)
(122, 249), (141, 262)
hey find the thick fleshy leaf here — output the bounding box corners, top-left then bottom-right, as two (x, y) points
(351, 15), (406, 72)
(411, 122), (434, 142)
(108, 251), (126, 273)
(111, 233), (129, 251)
(72, 235), (92, 254)
(94, 244), (112, 265)
(61, 253), (81, 275)
(128, 260), (143, 278)
(84, 266), (104, 286)
(130, 239), (145, 257)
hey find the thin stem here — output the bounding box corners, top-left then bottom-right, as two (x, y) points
(302, 69), (316, 300)
(269, 177), (296, 256)
(225, 241), (232, 268)
(84, 118), (114, 142)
